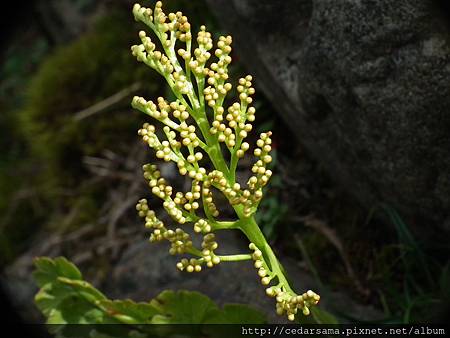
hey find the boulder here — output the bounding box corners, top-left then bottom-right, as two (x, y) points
(0, 229), (382, 324)
(103, 231), (382, 323)
(206, 0), (450, 234)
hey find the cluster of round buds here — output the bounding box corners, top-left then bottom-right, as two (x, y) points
(130, 44), (146, 63)
(136, 199), (168, 242)
(193, 219), (211, 233)
(186, 152), (203, 166)
(149, 228), (166, 242)
(132, 2), (202, 85)
(201, 234), (220, 267)
(236, 141), (250, 159)
(237, 76), (255, 106)
(172, 25), (213, 78)
(178, 122), (200, 148)
(201, 183), (220, 217)
(173, 191), (187, 206)
(203, 84), (232, 108)
(137, 199), (163, 228)
(249, 243), (272, 286)
(184, 25), (214, 77)
(215, 35), (232, 63)
(142, 163), (203, 220)
(138, 123), (158, 146)
(143, 164), (173, 199)
(176, 181), (202, 212)
(227, 183), (245, 205)
(132, 1), (156, 47)
(131, 38), (173, 76)
(172, 71), (191, 95)
(167, 11), (191, 42)
(177, 48), (191, 63)
(169, 101), (189, 121)
(194, 26), (213, 65)
(164, 228), (193, 255)
(155, 141), (173, 163)
(249, 131), (273, 189)
(177, 258), (202, 273)
(205, 57), (230, 86)
(266, 288), (320, 321)
(211, 119), (235, 148)
(201, 35), (232, 91)
(209, 101), (253, 150)
(227, 102), (252, 132)
(163, 200), (186, 224)
(187, 58), (206, 77)
(156, 97), (171, 115)
(206, 170), (229, 191)
(137, 31), (155, 53)
(133, 2), (191, 43)
(152, 1), (176, 43)
(132, 4), (154, 33)
(206, 171), (249, 206)
(133, 96), (173, 124)
(226, 182), (244, 205)
(139, 124), (174, 162)
(162, 126), (181, 152)
(176, 160), (206, 181)
(249, 241), (321, 321)
(144, 30), (174, 72)
(152, 2), (165, 24)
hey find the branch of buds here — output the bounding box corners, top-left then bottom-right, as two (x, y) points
(131, 1), (319, 321)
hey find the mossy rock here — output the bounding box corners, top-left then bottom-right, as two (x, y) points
(1, 0), (219, 260)
(12, 9), (167, 239)
(19, 10), (162, 192)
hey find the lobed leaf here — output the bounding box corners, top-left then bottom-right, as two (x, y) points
(98, 299), (159, 324)
(33, 257), (82, 287)
(205, 303), (267, 324)
(33, 257), (267, 328)
(149, 290), (219, 324)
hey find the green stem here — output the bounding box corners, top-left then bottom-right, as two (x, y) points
(196, 116), (230, 177)
(211, 220), (238, 230)
(217, 254), (252, 262)
(237, 213), (294, 293)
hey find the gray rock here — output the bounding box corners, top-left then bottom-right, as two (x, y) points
(104, 231), (382, 323)
(1, 229), (382, 324)
(104, 231), (290, 323)
(206, 0), (450, 234)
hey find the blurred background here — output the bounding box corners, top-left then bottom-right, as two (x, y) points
(0, 0), (449, 328)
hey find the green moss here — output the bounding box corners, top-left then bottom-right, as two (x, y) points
(0, 1), (220, 262)
(20, 11), (160, 187)
(14, 11), (167, 236)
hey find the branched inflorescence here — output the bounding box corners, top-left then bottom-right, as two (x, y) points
(131, 1), (319, 320)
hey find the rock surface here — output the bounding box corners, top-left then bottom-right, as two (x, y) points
(2, 229), (383, 324)
(103, 230), (382, 323)
(206, 0), (450, 234)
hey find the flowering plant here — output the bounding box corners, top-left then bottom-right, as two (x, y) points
(131, 1), (320, 321)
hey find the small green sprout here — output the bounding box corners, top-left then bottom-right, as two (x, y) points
(131, 1), (319, 321)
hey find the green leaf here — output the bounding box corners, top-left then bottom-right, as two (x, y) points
(150, 290), (219, 324)
(33, 256), (268, 331)
(33, 257), (82, 287)
(98, 299), (159, 324)
(58, 277), (107, 303)
(34, 282), (76, 317)
(206, 304), (266, 324)
(33, 257), (113, 325)
(47, 296), (106, 324)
